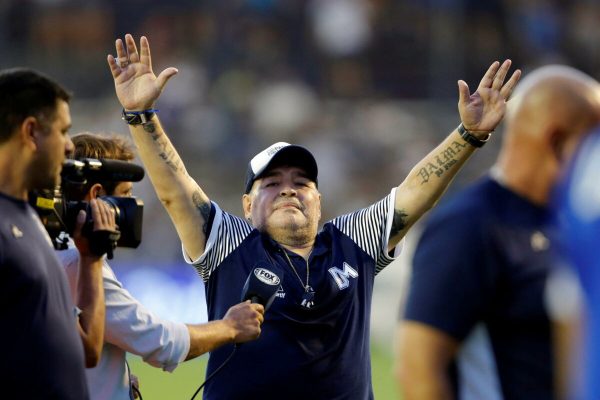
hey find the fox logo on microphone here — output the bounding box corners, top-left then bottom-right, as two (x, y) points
(242, 267), (283, 311)
(253, 268), (281, 286)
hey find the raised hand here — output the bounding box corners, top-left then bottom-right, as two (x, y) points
(458, 60), (521, 134)
(107, 34), (178, 111)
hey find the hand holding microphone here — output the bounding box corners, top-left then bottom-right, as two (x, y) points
(223, 301), (264, 344)
(228, 267), (282, 344)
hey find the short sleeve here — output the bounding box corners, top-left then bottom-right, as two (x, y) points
(331, 188), (401, 274)
(182, 201), (253, 281)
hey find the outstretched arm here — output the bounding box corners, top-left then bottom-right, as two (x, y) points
(107, 34), (210, 261)
(185, 301), (265, 360)
(388, 60), (521, 250)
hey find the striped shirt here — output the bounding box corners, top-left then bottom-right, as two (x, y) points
(185, 189), (399, 400)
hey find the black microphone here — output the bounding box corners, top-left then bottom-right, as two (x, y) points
(61, 158), (145, 184)
(241, 267), (282, 311)
(90, 158), (145, 182)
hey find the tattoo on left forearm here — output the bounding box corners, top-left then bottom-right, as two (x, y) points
(418, 141), (467, 184)
(390, 209), (409, 237)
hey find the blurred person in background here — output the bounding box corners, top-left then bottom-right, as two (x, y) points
(552, 124), (600, 400)
(57, 132), (265, 400)
(395, 65), (600, 400)
(106, 34), (519, 399)
(0, 68), (116, 399)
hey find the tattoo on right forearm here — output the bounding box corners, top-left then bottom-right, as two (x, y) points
(193, 191), (211, 234)
(149, 129), (184, 173)
(143, 122), (156, 134)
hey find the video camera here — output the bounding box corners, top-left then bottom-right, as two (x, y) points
(31, 158), (145, 252)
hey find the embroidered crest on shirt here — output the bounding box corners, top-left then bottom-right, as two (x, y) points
(328, 262), (359, 290)
(275, 286), (286, 299)
(530, 231), (550, 252)
(10, 224), (23, 239)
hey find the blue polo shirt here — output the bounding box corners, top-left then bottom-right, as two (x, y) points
(186, 190), (398, 400)
(403, 177), (555, 400)
(0, 193), (89, 399)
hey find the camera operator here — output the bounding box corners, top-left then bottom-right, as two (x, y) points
(0, 68), (116, 399)
(57, 132), (264, 400)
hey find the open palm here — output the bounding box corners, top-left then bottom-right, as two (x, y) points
(458, 60), (521, 133)
(107, 34), (178, 111)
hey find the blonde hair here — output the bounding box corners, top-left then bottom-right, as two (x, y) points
(72, 132), (135, 162)
(68, 132), (136, 197)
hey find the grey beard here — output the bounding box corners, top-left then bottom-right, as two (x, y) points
(267, 224), (315, 248)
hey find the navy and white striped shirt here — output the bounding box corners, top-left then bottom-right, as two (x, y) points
(185, 189), (399, 400)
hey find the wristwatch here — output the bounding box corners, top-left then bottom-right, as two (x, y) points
(458, 123), (492, 148)
(122, 109), (157, 125)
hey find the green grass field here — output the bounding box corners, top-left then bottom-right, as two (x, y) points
(128, 342), (399, 399)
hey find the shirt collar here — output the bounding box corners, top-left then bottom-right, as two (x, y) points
(261, 229), (330, 258)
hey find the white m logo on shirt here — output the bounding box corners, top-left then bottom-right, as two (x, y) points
(328, 262), (359, 290)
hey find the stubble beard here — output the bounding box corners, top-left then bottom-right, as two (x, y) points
(263, 213), (316, 247)
(28, 153), (60, 192)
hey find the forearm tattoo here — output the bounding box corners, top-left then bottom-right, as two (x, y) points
(143, 121), (156, 134)
(193, 190), (211, 234)
(418, 141), (467, 184)
(148, 126), (184, 173)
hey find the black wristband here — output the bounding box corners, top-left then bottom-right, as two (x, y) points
(122, 109), (158, 125)
(457, 123), (491, 148)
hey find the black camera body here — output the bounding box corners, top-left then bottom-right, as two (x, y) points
(32, 158), (145, 251)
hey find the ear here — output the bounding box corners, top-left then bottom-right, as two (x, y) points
(88, 183), (105, 201)
(242, 193), (253, 221)
(548, 128), (567, 163)
(19, 116), (39, 151)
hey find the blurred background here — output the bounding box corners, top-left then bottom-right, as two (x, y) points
(3, 0), (599, 398)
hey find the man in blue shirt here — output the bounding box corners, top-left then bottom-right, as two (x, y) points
(105, 34), (520, 399)
(0, 68), (116, 399)
(396, 66), (600, 400)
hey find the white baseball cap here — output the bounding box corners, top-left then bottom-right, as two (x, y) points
(244, 142), (318, 194)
